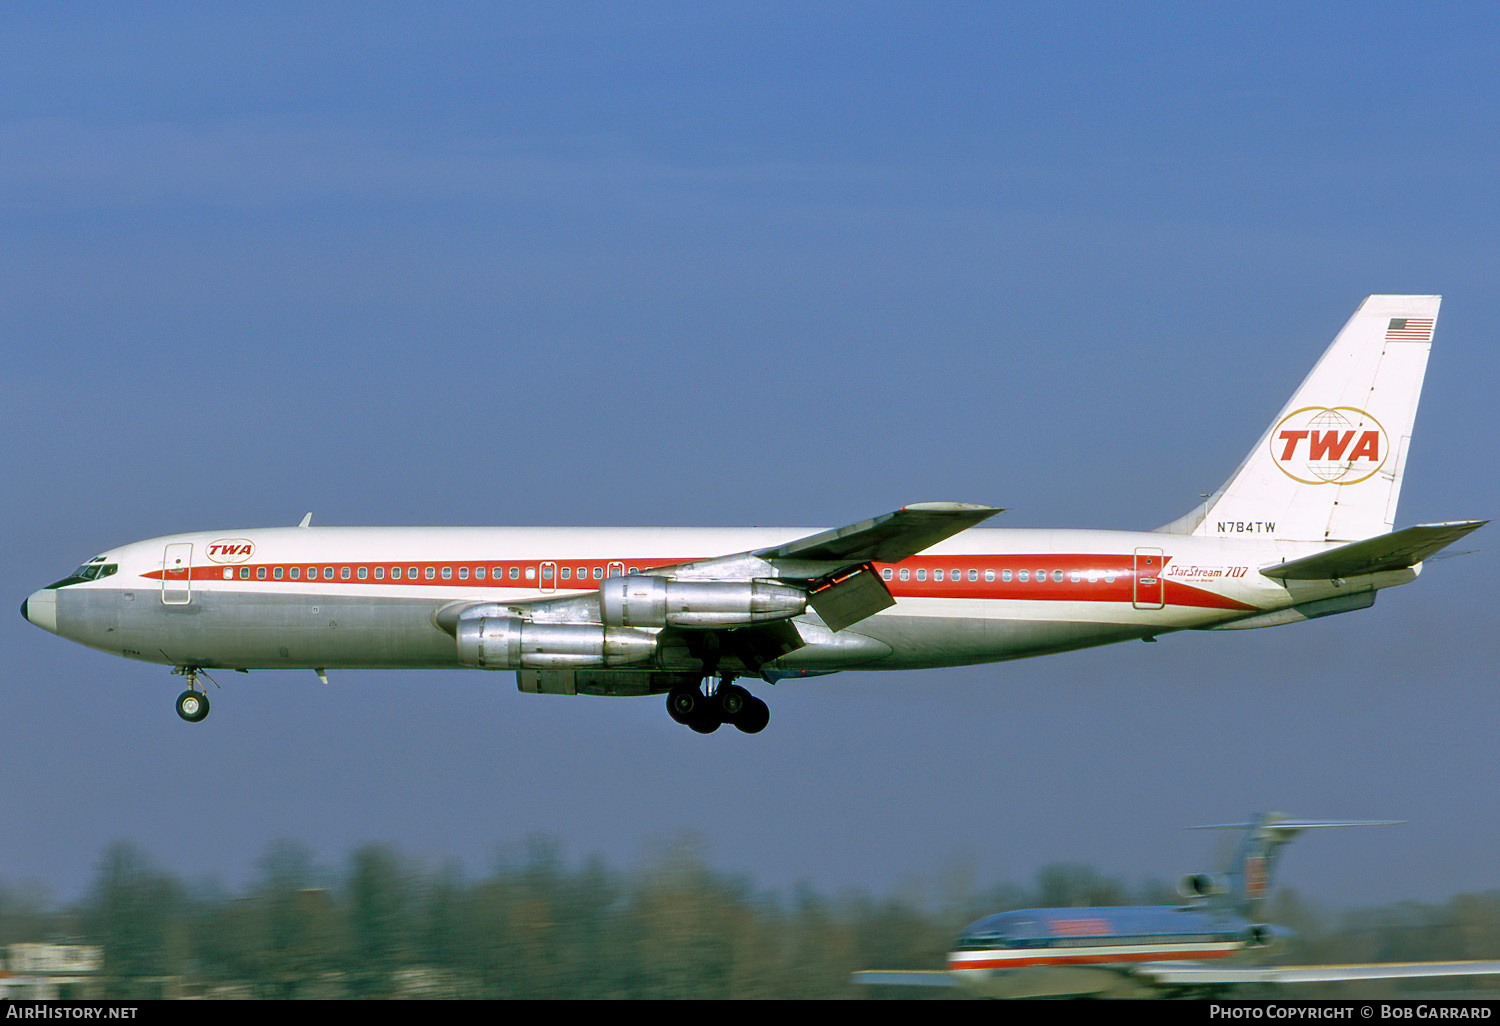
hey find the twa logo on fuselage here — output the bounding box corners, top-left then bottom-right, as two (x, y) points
(1270, 406), (1388, 485)
(206, 539), (255, 563)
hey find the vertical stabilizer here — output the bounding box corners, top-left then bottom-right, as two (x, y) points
(1179, 296), (1438, 543)
(1190, 814), (1399, 921)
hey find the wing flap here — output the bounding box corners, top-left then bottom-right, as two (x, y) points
(807, 564), (896, 632)
(1261, 520), (1487, 581)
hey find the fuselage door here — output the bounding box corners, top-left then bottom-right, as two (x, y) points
(540, 561), (557, 594)
(162, 543), (193, 605)
(1133, 547), (1165, 610)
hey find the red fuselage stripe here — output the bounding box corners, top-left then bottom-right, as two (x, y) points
(144, 553), (1257, 611)
(949, 946), (1238, 970)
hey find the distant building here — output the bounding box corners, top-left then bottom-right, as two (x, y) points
(0, 943), (105, 999)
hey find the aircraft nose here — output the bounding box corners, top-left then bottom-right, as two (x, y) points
(22, 588), (57, 634)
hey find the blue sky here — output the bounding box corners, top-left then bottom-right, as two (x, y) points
(4, 3), (1498, 913)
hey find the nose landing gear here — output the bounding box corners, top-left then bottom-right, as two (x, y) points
(175, 689), (210, 722)
(171, 667), (217, 723)
(666, 676), (770, 735)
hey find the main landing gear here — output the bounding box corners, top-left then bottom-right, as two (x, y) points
(172, 667), (215, 723)
(666, 677), (770, 735)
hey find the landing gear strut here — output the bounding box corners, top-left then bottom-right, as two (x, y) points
(666, 676), (770, 735)
(172, 667), (214, 723)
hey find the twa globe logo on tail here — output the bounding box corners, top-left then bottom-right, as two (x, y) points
(1271, 406), (1387, 485)
(1192, 298), (1442, 543)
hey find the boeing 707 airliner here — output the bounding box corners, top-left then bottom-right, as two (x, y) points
(22, 295), (1483, 733)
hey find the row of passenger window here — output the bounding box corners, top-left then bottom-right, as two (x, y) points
(223, 564), (642, 583)
(224, 563), (1123, 586)
(880, 567), (1122, 584)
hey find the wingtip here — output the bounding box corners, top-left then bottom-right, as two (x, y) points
(901, 502), (1005, 515)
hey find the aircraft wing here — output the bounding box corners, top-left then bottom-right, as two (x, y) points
(1261, 521), (1487, 581)
(853, 961), (1500, 999)
(1142, 960), (1500, 987)
(849, 970), (957, 988)
(750, 502), (1003, 564)
(547, 502), (1001, 633)
(443, 502), (1001, 638)
(700, 502), (1001, 631)
(853, 965), (1142, 999)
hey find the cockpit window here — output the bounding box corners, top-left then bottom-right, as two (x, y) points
(955, 927), (1008, 946)
(46, 558), (119, 589)
(953, 912), (1049, 950)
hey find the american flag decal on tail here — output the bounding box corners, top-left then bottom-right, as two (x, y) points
(1386, 317), (1434, 341)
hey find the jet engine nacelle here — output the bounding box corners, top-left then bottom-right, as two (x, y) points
(599, 575), (808, 629)
(455, 616), (658, 670)
(1178, 874), (1228, 899)
(1244, 923), (1275, 948)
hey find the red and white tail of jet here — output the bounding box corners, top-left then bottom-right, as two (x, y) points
(1165, 294), (1439, 543)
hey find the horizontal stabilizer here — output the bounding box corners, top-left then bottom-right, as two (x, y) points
(1189, 817), (1402, 834)
(754, 502), (1001, 564)
(1261, 520), (1486, 581)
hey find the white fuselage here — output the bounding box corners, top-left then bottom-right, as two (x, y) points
(25, 523), (1416, 679)
(20, 297), (1454, 722)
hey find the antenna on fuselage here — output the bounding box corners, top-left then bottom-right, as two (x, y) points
(298, 512), (313, 528)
